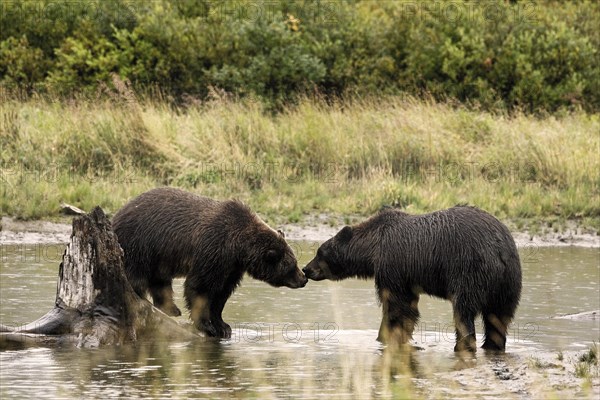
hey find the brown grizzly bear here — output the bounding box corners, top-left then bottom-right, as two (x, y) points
(112, 187), (307, 338)
(303, 206), (522, 352)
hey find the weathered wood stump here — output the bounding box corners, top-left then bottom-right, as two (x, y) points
(0, 207), (200, 349)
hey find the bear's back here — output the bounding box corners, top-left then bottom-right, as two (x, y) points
(113, 187), (218, 240)
(374, 206), (513, 246)
(372, 206), (520, 290)
(112, 188), (257, 272)
(113, 187), (257, 234)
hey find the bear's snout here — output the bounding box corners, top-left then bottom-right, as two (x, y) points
(283, 268), (308, 288)
(302, 266), (317, 280)
(298, 274), (309, 288)
(302, 258), (327, 281)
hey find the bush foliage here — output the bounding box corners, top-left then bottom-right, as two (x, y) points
(1, 0), (599, 112)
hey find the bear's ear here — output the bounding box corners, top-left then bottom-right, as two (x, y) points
(277, 229), (285, 238)
(265, 249), (280, 263)
(338, 225), (353, 242)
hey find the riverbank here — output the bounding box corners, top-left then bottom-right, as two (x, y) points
(1, 215), (598, 248)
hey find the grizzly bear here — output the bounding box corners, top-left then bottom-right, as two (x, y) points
(303, 206), (521, 352)
(112, 187), (307, 338)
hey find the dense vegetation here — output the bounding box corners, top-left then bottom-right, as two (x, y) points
(1, 1), (599, 230)
(1, 0), (599, 112)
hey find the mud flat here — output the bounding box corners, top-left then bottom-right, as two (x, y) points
(1, 216), (598, 248)
(410, 347), (600, 399)
(280, 214), (599, 248)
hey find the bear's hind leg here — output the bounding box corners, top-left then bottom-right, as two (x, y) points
(124, 266), (149, 300)
(149, 280), (182, 317)
(452, 301), (477, 353)
(482, 313), (511, 352)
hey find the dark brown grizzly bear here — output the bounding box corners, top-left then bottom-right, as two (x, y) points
(303, 206), (522, 352)
(112, 187), (307, 338)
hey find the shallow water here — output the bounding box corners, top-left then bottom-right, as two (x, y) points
(0, 242), (598, 398)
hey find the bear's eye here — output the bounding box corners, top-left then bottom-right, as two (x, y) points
(265, 249), (281, 263)
(317, 247), (326, 259)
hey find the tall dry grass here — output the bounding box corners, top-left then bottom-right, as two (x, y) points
(1, 90), (598, 229)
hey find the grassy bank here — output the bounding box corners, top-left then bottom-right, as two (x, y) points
(1, 94), (599, 230)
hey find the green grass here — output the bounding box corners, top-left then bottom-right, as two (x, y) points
(574, 343), (599, 383)
(579, 344), (598, 365)
(1, 93), (599, 229)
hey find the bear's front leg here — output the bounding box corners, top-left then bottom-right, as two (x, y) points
(190, 297), (230, 338)
(209, 294), (232, 339)
(183, 285), (218, 337)
(377, 288), (420, 345)
(184, 286), (232, 338)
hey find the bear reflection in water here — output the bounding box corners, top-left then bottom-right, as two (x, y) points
(112, 187), (307, 338)
(303, 206), (522, 353)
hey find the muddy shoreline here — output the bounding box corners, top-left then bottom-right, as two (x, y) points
(1, 216), (598, 247)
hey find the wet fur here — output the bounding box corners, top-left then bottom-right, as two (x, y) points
(303, 206), (522, 352)
(112, 187), (306, 338)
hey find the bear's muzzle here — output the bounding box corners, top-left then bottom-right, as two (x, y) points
(283, 268), (308, 288)
(302, 258), (329, 281)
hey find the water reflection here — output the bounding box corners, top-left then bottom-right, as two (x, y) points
(1, 243), (599, 398)
(0, 332), (393, 398)
(0, 331), (547, 399)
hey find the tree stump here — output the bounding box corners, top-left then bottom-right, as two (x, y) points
(0, 207), (200, 349)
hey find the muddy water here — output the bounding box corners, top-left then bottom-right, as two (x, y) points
(1, 242), (598, 399)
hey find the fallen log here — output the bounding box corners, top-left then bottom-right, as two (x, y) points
(553, 310), (599, 320)
(0, 207), (201, 349)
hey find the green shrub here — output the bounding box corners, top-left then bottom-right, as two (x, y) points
(0, 36), (48, 90)
(396, 0), (598, 111)
(0, 0), (598, 112)
(46, 23), (120, 94)
(201, 17), (327, 106)
(0, 0), (136, 92)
